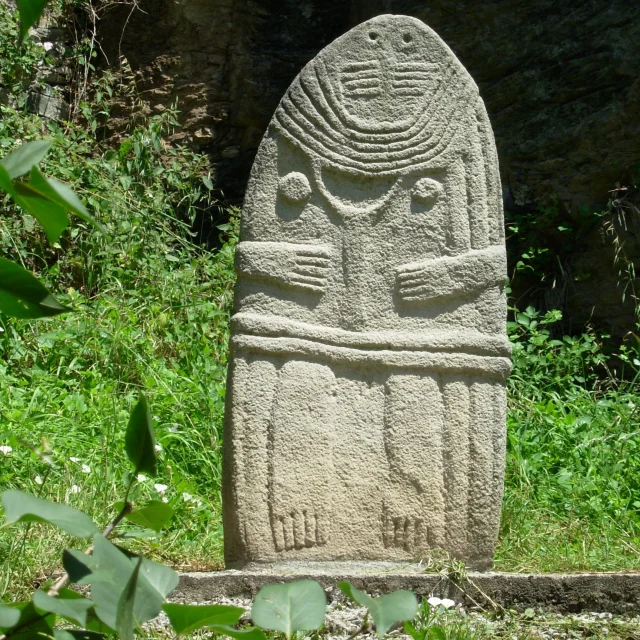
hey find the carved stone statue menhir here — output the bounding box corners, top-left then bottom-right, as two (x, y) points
(222, 14), (511, 570)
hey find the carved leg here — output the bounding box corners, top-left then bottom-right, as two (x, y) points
(223, 354), (279, 565)
(467, 380), (504, 568)
(441, 375), (471, 561)
(382, 373), (445, 554)
(268, 360), (336, 551)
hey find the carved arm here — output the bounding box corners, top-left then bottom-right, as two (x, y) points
(396, 246), (506, 303)
(236, 241), (333, 294)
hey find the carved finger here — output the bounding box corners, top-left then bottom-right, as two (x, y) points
(304, 510), (317, 548)
(400, 284), (432, 299)
(294, 265), (329, 279)
(295, 256), (331, 268)
(273, 515), (286, 552)
(282, 514), (295, 551)
(293, 511), (306, 550)
(396, 269), (428, 285)
(296, 246), (332, 260)
(289, 275), (326, 292)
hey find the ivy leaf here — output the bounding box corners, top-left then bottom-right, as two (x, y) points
(16, 0), (49, 44)
(32, 590), (93, 628)
(162, 604), (245, 636)
(1, 490), (99, 538)
(116, 557), (142, 640)
(0, 257), (69, 319)
(338, 582), (418, 639)
(125, 395), (157, 477)
(125, 501), (173, 532)
(0, 141), (51, 179)
(251, 580), (326, 639)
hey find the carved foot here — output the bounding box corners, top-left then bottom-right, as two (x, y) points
(271, 509), (327, 551)
(382, 509), (426, 553)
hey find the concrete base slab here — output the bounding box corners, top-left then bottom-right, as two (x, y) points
(174, 563), (640, 614)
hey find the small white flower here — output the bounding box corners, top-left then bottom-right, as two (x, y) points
(154, 444), (163, 452)
(0, 326), (4, 333)
(0, 445), (12, 455)
(43, 42), (54, 51)
(182, 492), (193, 502)
(69, 457), (80, 463)
(629, 401), (636, 409)
(137, 474), (147, 482)
(154, 483), (168, 493)
(427, 596), (442, 607)
(70, 485), (81, 494)
(440, 598), (456, 609)
(161, 496), (169, 503)
(35, 475), (43, 485)
(81, 464), (91, 474)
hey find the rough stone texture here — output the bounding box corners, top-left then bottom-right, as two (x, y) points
(223, 15), (510, 570)
(173, 566), (640, 614)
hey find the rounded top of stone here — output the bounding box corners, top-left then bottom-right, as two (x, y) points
(273, 14), (478, 177)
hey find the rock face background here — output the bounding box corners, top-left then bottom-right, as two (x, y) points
(95, 1), (640, 337)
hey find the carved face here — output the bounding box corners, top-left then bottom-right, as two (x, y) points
(273, 14), (478, 182)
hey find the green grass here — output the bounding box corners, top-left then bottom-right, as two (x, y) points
(0, 237), (235, 598)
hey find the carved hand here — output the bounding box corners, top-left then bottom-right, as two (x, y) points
(396, 246), (506, 303)
(236, 241), (333, 294)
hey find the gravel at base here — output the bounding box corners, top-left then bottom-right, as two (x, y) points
(143, 594), (640, 640)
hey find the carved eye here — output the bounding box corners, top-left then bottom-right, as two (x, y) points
(279, 172), (311, 204)
(411, 178), (444, 206)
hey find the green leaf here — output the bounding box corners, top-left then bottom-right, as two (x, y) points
(125, 501), (173, 532)
(27, 168), (106, 233)
(338, 582), (418, 639)
(138, 557), (178, 598)
(32, 590), (93, 627)
(125, 395), (157, 476)
(251, 580), (326, 639)
(16, 0), (49, 43)
(116, 557), (142, 640)
(13, 180), (70, 242)
(162, 604), (245, 636)
(428, 626), (446, 640)
(0, 601), (55, 638)
(0, 603), (20, 630)
(62, 549), (93, 583)
(0, 141), (51, 179)
(87, 536), (166, 630)
(209, 626), (267, 640)
(0, 257), (69, 319)
(1, 490), (99, 538)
